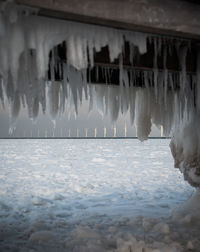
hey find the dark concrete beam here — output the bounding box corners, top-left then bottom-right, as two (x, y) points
(16, 0), (200, 40)
(13, 0), (199, 88)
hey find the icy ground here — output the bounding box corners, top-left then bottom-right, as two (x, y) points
(0, 139), (199, 252)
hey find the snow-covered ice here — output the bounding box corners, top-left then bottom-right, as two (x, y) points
(0, 139), (199, 252)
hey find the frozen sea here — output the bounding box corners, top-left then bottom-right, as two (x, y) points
(0, 139), (199, 252)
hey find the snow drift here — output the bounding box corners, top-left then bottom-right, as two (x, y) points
(0, 3), (200, 187)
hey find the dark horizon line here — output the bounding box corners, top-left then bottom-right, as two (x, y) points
(0, 136), (171, 140)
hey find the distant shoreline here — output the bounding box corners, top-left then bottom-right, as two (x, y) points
(0, 137), (171, 140)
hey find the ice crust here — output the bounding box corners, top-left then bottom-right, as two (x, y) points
(0, 139), (196, 252)
(0, 4), (200, 186)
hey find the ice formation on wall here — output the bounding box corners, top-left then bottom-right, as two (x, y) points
(0, 3), (200, 187)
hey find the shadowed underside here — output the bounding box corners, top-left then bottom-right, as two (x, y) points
(16, 0), (200, 40)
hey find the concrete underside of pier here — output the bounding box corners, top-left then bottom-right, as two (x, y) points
(16, 0), (200, 40)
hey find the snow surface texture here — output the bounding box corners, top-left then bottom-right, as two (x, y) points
(0, 139), (198, 252)
(0, 3), (200, 186)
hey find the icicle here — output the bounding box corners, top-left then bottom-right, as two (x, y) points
(119, 53), (123, 88)
(196, 49), (200, 111)
(129, 86), (136, 125)
(153, 37), (158, 99)
(157, 71), (164, 106)
(178, 45), (188, 93)
(88, 85), (94, 113)
(104, 84), (109, 115)
(120, 69), (129, 115)
(135, 88), (152, 141)
(143, 71), (148, 89)
(67, 66), (83, 115)
(59, 83), (65, 114)
(104, 127), (107, 137)
(95, 85), (105, 116)
(31, 97), (39, 120)
(108, 29), (123, 62)
(0, 78), (4, 107)
(129, 43), (134, 65)
(0, 3), (149, 123)
(50, 49), (55, 82)
(9, 22), (25, 88)
(8, 90), (20, 135)
(125, 32), (147, 55)
(108, 86), (120, 122)
(10, 91), (20, 120)
(48, 81), (60, 119)
(157, 36), (162, 56)
(163, 46), (168, 107)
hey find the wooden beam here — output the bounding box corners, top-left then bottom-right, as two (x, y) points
(16, 0), (200, 40)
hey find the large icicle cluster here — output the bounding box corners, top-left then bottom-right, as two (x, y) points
(0, 3), (147, 121)
(0, 3), (200, 187)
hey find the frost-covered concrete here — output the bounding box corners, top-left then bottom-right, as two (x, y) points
(16, 0), (200, 39)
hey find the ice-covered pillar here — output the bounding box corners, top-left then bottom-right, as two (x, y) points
(170, 114), (200, 187)
(169, 48), (200, 188)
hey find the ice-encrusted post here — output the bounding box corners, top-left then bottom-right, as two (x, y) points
(170, 117), (200, 187)
(169, 51), (200, 188)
